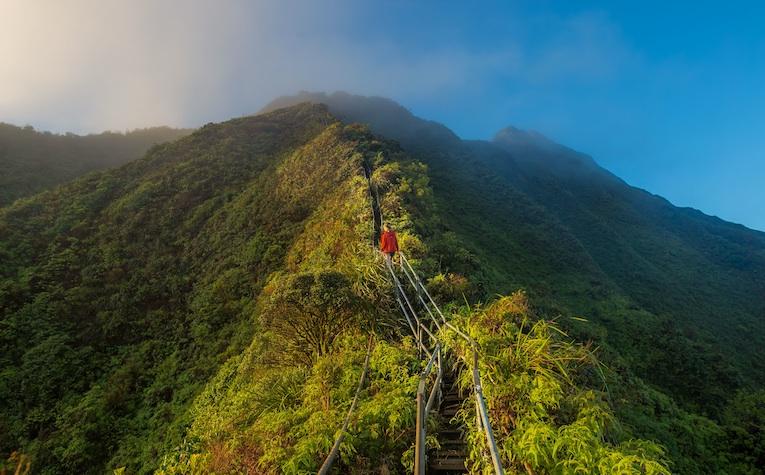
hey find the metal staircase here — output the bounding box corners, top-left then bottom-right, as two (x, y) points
(392, 253), (504, 475)
(429, 365), (468, 473)
(320, 161), (504, 474)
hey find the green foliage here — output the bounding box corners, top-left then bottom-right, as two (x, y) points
(3, 96), (764, 474)
(0, 104), (403, 473)
(441, 292), (671, 474)
(264, 270), (362, 364)
(426, 272), (474, 303)
(264, 93), (765, 472)
(722, 390), (765, 473)
(158, 335), (420, 475)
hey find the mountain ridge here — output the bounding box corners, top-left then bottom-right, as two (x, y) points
(265, 91), (765, 234)
(260, 92), (765, 405)
(1, 97), (763, 473)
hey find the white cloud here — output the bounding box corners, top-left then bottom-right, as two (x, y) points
(0, 1), (629, 132)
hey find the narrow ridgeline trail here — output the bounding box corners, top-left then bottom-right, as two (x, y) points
(369, 150), (504, 473)
(431, 364), (469, 473)
(320, 161), (505, 474)
(388, 255), (504, 474)
(391, 256), (468, 473)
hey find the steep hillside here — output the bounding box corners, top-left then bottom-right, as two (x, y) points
(491, 125), (765, 357)
(0, 123), (193, 206)
(263, 92), (765, 389)
(264, 92), (765, 472)
(2, 97), (763, 473)
(0, 104), (376, 472)
(154, 116), (670, 475)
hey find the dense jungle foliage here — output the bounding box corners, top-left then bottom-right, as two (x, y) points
(1, 99), (763, 473)
(0, 122), (192, 206)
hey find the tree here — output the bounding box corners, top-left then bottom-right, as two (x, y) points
(265, 271), (361, 364)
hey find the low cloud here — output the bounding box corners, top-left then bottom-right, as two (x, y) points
(0, 1), (629, 132)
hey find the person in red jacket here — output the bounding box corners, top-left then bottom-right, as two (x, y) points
(380, 223), (399, 265)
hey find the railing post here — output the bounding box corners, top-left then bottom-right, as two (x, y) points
(437, 347), (443, 408)
(475, 389), (482, 429)
(414, 390), (426, 475)
(418, 326), (422, 359)
(474, 351), (482, 430)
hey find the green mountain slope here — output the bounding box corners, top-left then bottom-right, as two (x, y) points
(0, 123), (193, 207)
(0, 104), (375, 472)
(263, 92), (765, 472)
(263, 92), (765, 390)
(1, 97), (763, 473)
(490, 126), (765, 374)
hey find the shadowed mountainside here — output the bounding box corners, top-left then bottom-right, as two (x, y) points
(263, 92), (765, 472)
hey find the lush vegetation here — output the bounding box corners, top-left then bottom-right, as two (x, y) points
(1, 104), (456, 473)
(0, 104), (383, 473)
(439, 292), (669, 474)
(0, 122), (192, 207)
(267, 92), (765, 473)
(156, 133), (426, 473)
(1, 97), (764, 473)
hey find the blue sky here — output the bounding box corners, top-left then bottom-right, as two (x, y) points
(2, 0), (763, 230)
(367, 1), (765, 231)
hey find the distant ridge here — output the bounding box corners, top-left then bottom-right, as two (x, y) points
(0, 123), (193, 206)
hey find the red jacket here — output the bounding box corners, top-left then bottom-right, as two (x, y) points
(380, 230), (399, 253)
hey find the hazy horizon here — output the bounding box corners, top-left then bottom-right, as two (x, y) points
(2, 0), (763, 231)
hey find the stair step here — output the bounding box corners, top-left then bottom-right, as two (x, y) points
(433, 448), (467, 457)
(429, 368), (469, 473)
(439, 443), (466, 451)
(439, 428), (463, 438)
(428, 456), (467, 471)
(438, 444), (466, 452)
(441, 399), (462, 406)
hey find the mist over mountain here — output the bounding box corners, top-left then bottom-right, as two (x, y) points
(0, 123), (193, 207)
(1, 95), (763, 473)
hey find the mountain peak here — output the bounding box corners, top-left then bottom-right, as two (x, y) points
(261, 91), (461, 150)
(493, 126), (558, 150)
(492, 124), (602, 178)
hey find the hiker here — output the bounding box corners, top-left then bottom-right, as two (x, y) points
(380, 223), (399, 265)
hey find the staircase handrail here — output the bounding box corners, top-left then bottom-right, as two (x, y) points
(318, 335), (374, 474)
(400, 252), (505, 475)
(414, 343), (442, 475)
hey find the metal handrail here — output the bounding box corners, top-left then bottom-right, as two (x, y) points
(367, 162), (502, 473)
(385, 258), (445, 473)
(398, 261), (442, 332)
(414, 343), (442, 475)
(318, 336), (374, 474)
(386, 260), (438, 349)
(400, 253), (505, 475)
